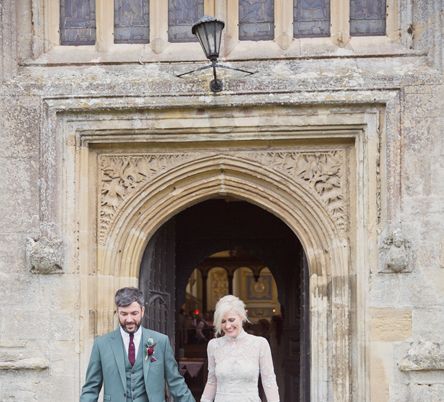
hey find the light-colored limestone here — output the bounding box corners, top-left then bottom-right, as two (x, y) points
(1, 1), (444, 401)
(399, 341), (444, 372)
(370, 308), (412, 342)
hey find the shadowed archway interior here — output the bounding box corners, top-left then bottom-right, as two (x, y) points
(139, 199), (310, 401)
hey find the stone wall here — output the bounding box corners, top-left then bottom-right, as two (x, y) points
(0, 1), (443, 401)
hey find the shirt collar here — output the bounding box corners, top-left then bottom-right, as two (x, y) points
(120, 325), (142, 341)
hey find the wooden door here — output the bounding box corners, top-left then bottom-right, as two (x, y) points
(139, 219), (176, 341)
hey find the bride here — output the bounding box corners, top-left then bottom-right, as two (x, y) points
(200, 295), (280, 402)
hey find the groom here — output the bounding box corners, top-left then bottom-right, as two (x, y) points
(80, 287), (195, 402)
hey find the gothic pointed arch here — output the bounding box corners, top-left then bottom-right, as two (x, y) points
(95, 152), (350, 400)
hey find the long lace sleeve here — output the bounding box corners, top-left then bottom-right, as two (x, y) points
(259, 337), (280, 402)
(200, 339), (217, 402)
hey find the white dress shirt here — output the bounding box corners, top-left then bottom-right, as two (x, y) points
(120, 326), (142, 359)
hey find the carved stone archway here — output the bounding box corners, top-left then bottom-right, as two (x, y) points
(96, 152), (350, 401)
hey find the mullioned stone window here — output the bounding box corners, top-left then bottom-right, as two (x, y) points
(59, 1), (389, 47)
(38, 0), (397, 62)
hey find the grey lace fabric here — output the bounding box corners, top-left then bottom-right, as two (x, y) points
(200, 330), (280, 402)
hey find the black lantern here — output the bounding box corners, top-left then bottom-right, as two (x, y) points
(192, 16), (225, 92)
(192, 16), (225, 62)
(177, 16), (254, 93)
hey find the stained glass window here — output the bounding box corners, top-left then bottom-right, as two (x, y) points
(168, 0), (204, 43)
(350, 0), (386, 36)
(239, 0), (274, 41)
(60, 0), (96, 45)
(114, 0), (150, 44)
(293, 0), (330, 38)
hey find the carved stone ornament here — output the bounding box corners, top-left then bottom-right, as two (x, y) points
(243, 150), (347, 233)
(379, 228), (412, 273)
(399, 340), (444, 371)
(98, 150), (347, 244)
(26, 236), (64, 274)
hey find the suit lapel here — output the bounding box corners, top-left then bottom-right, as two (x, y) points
(142, 328), (152, 384)
(109, 329), (126, 391)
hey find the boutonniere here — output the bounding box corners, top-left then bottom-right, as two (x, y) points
(145, 337), (157, 362)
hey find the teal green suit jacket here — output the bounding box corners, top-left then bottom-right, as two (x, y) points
(80, 327), (195, 402)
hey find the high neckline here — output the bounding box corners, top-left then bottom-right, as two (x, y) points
(224, 328), (248, 342)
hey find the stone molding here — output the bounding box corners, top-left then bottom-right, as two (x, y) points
(399, 340), (444, 372)
(26, 236), (64, 274)
(99, 150), (347, 245)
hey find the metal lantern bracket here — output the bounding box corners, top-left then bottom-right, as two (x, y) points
(176, 16), (255, 92)
(176, 61), (255, 92)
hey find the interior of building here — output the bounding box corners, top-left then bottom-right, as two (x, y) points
(139, 199), (310, 401)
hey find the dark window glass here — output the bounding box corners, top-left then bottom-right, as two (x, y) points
(168, 0), (204, 43)
(60, 0), (96, 45)
(239, 0), (274, 41)
(350, 0), (386, 36)
(294, 0), (330, 38)
(114, 0), (150, 44)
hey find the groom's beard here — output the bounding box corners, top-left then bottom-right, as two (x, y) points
(119, 318), (142, 334)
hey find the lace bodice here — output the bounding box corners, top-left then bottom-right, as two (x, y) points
(200, 330), (280, 402)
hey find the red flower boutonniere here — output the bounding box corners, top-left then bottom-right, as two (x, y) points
(145, 337), (157, 362)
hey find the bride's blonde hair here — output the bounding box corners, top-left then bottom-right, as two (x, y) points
(213, 295), (249, 335)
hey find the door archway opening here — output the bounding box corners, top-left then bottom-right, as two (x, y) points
(139, 199), (310, 401)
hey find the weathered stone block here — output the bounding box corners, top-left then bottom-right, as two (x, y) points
(399, 340), (444, 372)
(370, 308), (412, 341)
(26, 236), (64, 274)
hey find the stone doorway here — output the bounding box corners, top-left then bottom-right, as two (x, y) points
(139, 199), (310, 401)
(82, 103), (373, 401)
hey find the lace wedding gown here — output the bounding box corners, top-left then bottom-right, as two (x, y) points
(200, 330), (280, 402)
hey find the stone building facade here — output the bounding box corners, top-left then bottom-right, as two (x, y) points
(0, 0), (444, 401)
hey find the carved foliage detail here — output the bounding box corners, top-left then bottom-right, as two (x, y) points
(98, 150), (347, 244)
(242, 151), (347, 232)
(99, 154), (193, 244)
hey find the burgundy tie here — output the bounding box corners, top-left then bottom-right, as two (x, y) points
(128, 333), (136, 366)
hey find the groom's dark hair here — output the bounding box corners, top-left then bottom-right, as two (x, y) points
(115, 287), (145, 308)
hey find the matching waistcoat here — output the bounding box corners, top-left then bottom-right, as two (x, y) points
(124, 341), (149, 402)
